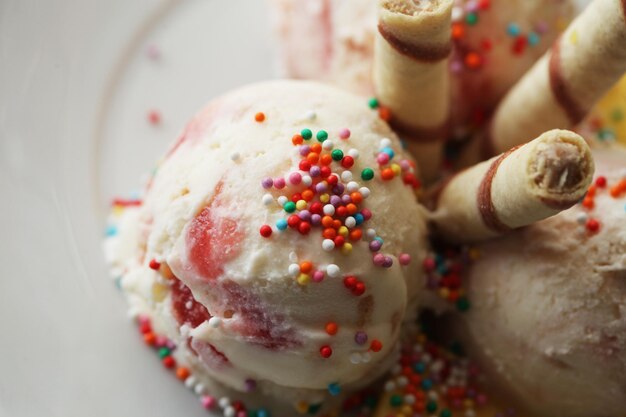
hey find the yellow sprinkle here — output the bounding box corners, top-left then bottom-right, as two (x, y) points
(391, 163), (401, 175)
(112, 205), (125, 216)
(296, 200), (307, 210)
(569, 29), (578, 45)
(319, 193), (330, 203)
(152, 283), (169, 302)
(439, 288), (450, 299)
(338, 226), (349, 237)
(401, 405), (412, 415)
(555, 17), (569, 32)
(160, 263), (175, 280)
(468, 247), (481, 260)
(464, 399), (475, 409)
(297, 273), (310, 286)
(341, 243), (353, 255)
(295, 401), (309, 414)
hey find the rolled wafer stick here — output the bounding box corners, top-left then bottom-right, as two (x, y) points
(431, 129), (594, 243)
(373, 0), (453, 183)
(485, 0), (626, 156)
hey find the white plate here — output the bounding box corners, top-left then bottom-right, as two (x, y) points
(0, 1), (273, 416)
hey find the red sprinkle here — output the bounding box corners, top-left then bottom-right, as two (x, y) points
(595, 176), (607, 188)
(259, 225), (272, 238)
(341, 156), (355, 169)
(163, 356), (176, 368)
(298, 222), (311, 235)
(320, 345), (333, 358)
(586, 218), (600, 233)
(149, 259), (161, 270)
(370, 340), (383, 352)
(148, 110), (161, 125)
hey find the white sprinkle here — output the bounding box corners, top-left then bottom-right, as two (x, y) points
(302, 175), (312, 186)
(326, 264), (340, 277)
(262, 194), (274, 206)
(184, 376), (197, 388)
(185, 300), (193, 310)
(289, 251), (298, 262)
(361, 351), (371, 363)
(146, 44), (161, 60)
(428, 391), (439, 401)
(347, 148), (359, 159)
(347, 181), (359, 192)
(422, 353), (432, 364)
(224, 406), (236, 417)
(380, 138), (392, 149)
(194, 383), (205, 395)
(230, 152), (240, 161)
(277, 196), (288, 206)
(396, 376), (408, 387)
(350, 352), (362, 364)
(366, 228), (377, 239)
(322, 239), (335, 251)
(345, 216), (356, 228)
(576, 212), (588, 224)
(323, 204), (336, 216)
(359, 187), (370, 199)
(391, 364), (402, 375)
(341, 171), (353, 182)
(384, 381), (396, 392)
(451, 6), (463, 22)
(288, 264), (301, 277)
(304, 110), (316, 121)
(322, 140), (334, 150)
(404, 394), (416, 405)
(218, 397), (231, 409)
(208, 317), (222, 328)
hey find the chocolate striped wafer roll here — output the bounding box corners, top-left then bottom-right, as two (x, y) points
(431, 130), (594, 243)
(486, 0), (626, 156)
(373, 0), (453, 183)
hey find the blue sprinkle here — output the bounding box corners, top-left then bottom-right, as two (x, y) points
(528, 32), (540, 46)
(276, 218), (288, 231)
(437, 264), (449, 275)
(435, 254), (445, 266)
(400, 139), (408, 150)
(354, 213), (365, 225)
(257, 409), (270, 417)
(421, 379), (433, 391)
(414, 362), (426, 374)
(105, 225), (118, 237)
(328, 382), (342, 396)
(507, 23), (521, 37)
(114, 276), (123, 290)
(374, 236), (384, 245)
(382, 147), (395, 160)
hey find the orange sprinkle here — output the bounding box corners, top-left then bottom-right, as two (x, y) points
(299, 261), (313, 273)
(378, 106), (392, 122)
(610, 179), (626, 197)
(320, 154), (333, 166)
(310, 143), (322, 153)
(325, 322), (338, 335)
(254, 112), (265, 122)
(323, 228), (337, 239)
(349, 229), (362, 241)
(464, 52), (482, 69)
(302, 190), (314, 202)
(143, 332), (156, 346)
(451, 23), (465, 40)
(333, 219), (342, 229)
(346, 203), (358, 215)
(582, 196), (595, 210)
(176, 367), (190, 380)
(350, 192), (363, 204)
(381, 168), (395, 181)
(586, 185), (596, 197)
(292, 134), (303, 145)
(322, 216), (334, 228)
(307, 152), (320, 164)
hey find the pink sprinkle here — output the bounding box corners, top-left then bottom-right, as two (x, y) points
(155, 335), (168, 347)
(361, 208), (372, 221)
(165, 340), (176, 350)
(400, 160), (411, 172)
(450, 60), (463, 74)
(138, 315), (150, 326)
(274, 177), (286, 189)
(146, 44), (161, 60)
(289, 172), (302, 185)
(201, 395), (216, 409)
(399, 253), (411, 265)
(237, 412), (247, 417)
(377, 153), (390, 165)
(423, 257), (436, 272)
(339, 128), (351, 140)
(476, 393), (488, 406)
(148, 110), (161, 125)
(312, 270), (325, 282)
(373, 253), (386, 267)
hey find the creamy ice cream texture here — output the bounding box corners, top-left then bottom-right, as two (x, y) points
(453, 147), (626, 416)
(105, 80), (429, 407)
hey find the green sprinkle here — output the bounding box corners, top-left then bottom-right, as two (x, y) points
(368, 97), (379, 109)
(611, 108), (624, 122)
(389, 394), (403, 407)
(307, 403), (322, 414)
(316, 130), (328, 142)
(440, 409), (452, 417)
(466, 12), (478, 25)
(284, 201), (296, 213)
(598, 128), (615, 141)
(361, 168), (375, 181)
(456, 297), (471, 312)
(364, 395), (378, 409)
(301, 128), (313, 140)
(426, 400), (438, 413)
(331, 149), (344, 161)
(158, 347), (171, 358)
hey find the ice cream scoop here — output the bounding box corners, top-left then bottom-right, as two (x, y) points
(104, 80), (430, 414)
(448, 145), (626, 417)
